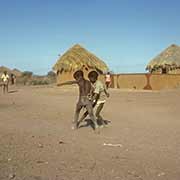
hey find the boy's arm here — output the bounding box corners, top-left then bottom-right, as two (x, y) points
(57, 80), (77, 86)
(1, 75), (4, 81)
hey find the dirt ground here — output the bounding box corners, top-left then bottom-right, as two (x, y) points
(0, 85), (180, 180)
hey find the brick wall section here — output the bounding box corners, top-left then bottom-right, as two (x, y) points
(107, 73), (180, 90)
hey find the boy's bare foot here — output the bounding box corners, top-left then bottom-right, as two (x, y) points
(99, 124), (105, 128)
(71, 123), (78, 130)
(100, 121), (108, 128)
(94, 123), (100, 134)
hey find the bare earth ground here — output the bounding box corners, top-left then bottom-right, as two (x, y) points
(0, 85), (180, 180)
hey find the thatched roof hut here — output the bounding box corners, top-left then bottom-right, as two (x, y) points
(0, 66), (11, 73)
(146, 44), (180, 74)
(53, 44), (109, 84)
(53, 44), (109, 74)
(12, 68), (22, 77)
(0, 66), (22, 77)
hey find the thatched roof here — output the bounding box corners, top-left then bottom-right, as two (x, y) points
(53, 44), (109, 74)
(146, 44), (180, 71)
(12, 68), (22, 77)
(0, 66), (11, 73)
(0, 66), (22, 76)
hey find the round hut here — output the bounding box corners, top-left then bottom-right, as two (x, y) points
(53, 44), (109, 84)
(12, 68), (22, 77)
(0, 66), (22, 77)
(146, 44), (180, 74)
(0, 66), (11, 75)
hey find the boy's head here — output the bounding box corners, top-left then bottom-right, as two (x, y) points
(73, 70), (84, 81)
(4, 71), (7, 75)
(88, 71), (98, 83)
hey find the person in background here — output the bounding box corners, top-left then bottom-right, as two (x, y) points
(10, 73), (16, 85)
(105, 72), (111, 89)
(1, 71), (9, 94)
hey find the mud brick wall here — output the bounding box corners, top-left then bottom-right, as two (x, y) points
(109, 74), (180, 90)
(57, 73), (180, 90)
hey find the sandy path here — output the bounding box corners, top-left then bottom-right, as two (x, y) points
(0, 86), (180, 180)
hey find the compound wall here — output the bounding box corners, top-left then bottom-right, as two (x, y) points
(109, 74), (180, 90)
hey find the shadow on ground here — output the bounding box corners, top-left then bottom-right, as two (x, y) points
(8, 90), (18, 94)
(78, 119), (111, 129)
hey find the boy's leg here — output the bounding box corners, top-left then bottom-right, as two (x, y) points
(95, 103), (105, 126)
(6, 84), (8, 93)
(106, 82), (108, 89)
(72, 103), (82, 130)
(106, 82), (109, 89)
(3, 84), (5, 94)
(77, 102), (97, 127)
(77, 111), (88, 127)
(86, 103), (99, 130)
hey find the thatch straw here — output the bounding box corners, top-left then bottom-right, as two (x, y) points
(53, 44), (109, 74)
(0, 66), (11, 73)
(146, 44), (180, 72)
(0, 66), (22, 77)
(12, 68), (22, 77)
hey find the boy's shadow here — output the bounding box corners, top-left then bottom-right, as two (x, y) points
(8, 90), (18, 94)
(78, 119), (111, 129)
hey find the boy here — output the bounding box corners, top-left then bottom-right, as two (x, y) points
(78, 71), (109, 127)
(1, 71), (9, 94)
(58, 70), (99, 131)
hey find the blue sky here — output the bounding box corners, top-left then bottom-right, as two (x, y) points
(0, 0), (180, 74)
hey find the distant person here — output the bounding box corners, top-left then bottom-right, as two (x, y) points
(1, 71), (9, 93)
(105, 72), (111, 89)
(10, 73), (16, 85)
(57, 70), (99, 132)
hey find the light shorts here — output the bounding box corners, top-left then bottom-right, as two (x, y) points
(96, 100), (106, 105)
